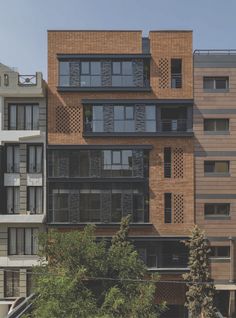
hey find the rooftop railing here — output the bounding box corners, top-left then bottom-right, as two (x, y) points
(194, 49), (236, 55)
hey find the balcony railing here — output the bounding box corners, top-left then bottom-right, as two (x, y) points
(164, 163), (171, 178)
(18, 75), (37, 86)
(143, 253), (188, 269)
(171, 73), (182, 88)
(161, 119), (187, 132)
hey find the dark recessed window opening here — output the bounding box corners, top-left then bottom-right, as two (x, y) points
(204, 119), (229, 132)
(164, 147), (171, 178)
(171, 59), (182, 88)
(6, 145), (19, 173)
(204, 161), (229, 174)
(203, 77), (229, 90)
(27, 145), (43, 173)
(9, 104), (39, 130)
(6, 187), (20, 214)
(164, 193), (172, 223)
(4, 270), (19, 298)
(27, 187), (43, 214)
(210, 246), (230, 258)
(204, 203), (230, 217)
(8, 228), (38, 255)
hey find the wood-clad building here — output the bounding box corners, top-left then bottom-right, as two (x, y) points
(194, 50), (236, 316)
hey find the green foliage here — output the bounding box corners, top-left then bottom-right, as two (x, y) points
(183, 226), (217, 318)
(31, 217), (165, 318)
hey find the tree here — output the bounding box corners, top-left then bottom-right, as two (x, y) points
(31, 217), (165, 318)
(183, 225), (217, 318)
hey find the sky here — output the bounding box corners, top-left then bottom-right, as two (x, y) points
(0, 0), (236, 79)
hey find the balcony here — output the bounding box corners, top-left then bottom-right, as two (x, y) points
(0, 66), (45, 97)
(160, 119), (187, 132)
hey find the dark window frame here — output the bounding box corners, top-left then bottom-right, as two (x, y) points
(6, 186), (20, 214)
(164, 193), (172, 223)
(8, 103), (39, 130)
(8, 227), (38, 255)
(27, 186), (43, 214)
(27, 144), (43, 173)
(204, 160), (230, 175)
(4, 270), (20, 298)
(204, 119), (229, 132)
(164, 147), (171, 178)
(204, 203), (230, 217)
(5, 144), (20, 173)
(203, 76), (229, 90)
(171, 59), (182, 89)
(210, 246), (230, 258)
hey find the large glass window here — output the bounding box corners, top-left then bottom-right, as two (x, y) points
(171, 59), (182, 88)
(4, 270), (20, 298)
(112, 61), (133, 87)
(9, 104), (39, 130)
(81, 61), (101, 87)
(48, 149), (146, 178)
(6, 187), (20, 214)
(6, 145), (19, 173)
(8, 228), (38, 255)
(210, 246), (230, 258)
(28, 145), (43, 173)
(50, 183), (147, 223)
(27, 187), (43, 214)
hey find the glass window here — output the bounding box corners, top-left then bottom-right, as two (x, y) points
(6, 145), (19, 173)
(125, 106), (134, 120)
(59, 62), (70, 75)
(27, 187), (43, 214)
(203, 77), (229, 90)
(9, 104), (39, 130)
(112, 75), (122, 86)
(112, 62), (121, 74)
(81, 62), (90, 75)
(122, 61), (133, 75)
(204, 161), (229, 174)
(91, 62), (101, 75)
(7, 187), (20, 214)
(28, 145), (43, 173)
(4, 270), (20, 298)
(145, 105), (156, 132)
(114, 106), (124, 119)
(210, 246), (230, 258)
(80, 75), (90, 87)
(205, 203), (230, 216)
(204, 119), (229, 132)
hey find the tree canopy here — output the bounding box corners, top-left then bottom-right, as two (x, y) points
(31, 217), (166, 318)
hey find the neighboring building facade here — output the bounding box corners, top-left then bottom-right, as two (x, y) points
(47, 30), (194, 317)
(0, 64), (46, 317)
(194, 51), (236, 317)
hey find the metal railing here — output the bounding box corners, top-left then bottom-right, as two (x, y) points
(161, 119), (187, 132)
(164, 163), (171, 178)
(7, 293), (35, 318)
(18, 75), (37, 86)
(171, 73), (182, 88)
(194, 49), (236, 55)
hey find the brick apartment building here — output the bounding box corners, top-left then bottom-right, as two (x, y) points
(0, 64), (46, 317)
(1, 30), (236, 318)
(47, 30), (194, 318)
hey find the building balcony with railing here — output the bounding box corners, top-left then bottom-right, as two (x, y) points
(0, 63), (45, 97)
(83, 101), (193, 136)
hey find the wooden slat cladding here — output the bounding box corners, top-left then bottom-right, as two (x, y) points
(194, 62), (236, 282)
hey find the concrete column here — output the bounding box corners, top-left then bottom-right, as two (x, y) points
(19, 269), (27, 298)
